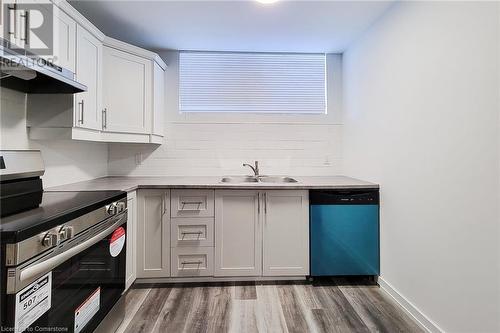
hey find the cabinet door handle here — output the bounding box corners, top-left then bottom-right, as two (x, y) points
(102, 108), (107, 129)
(257, 193), (260, 214)
(162, 194), (168, 216)
(78, 100), (84, 124)
(21, 10), (29, 45)
(8, 5), (16, 41)
(264, 193), (267, 214)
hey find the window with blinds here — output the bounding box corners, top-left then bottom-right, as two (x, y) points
(179, 52), (327, 114)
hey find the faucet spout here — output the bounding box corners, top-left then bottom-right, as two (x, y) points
(243, 161), (260, 177)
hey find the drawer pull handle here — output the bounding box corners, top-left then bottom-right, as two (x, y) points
(181, 260), (203, 265)
(181, 231), (203, 235)
(180, 201), (204, 210)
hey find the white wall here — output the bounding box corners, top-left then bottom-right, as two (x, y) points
(107, 52), (343, 177)
(343, 2), (499, 332)
(0, 88), (108, 188)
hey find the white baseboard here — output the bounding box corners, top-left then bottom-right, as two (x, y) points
(378, 277), (444, 333)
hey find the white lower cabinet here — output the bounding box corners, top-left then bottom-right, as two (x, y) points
(125, 191), (137, 291)
(136, 190), (171, 278)
(263, 190), (309, 276)
(135, 188), (309, 281)
(214, 190), (262, 277)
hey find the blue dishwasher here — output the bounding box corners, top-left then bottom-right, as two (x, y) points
(310, 190), (379, 276)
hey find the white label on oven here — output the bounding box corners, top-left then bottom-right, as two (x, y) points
(74, 287), (100, 333)
(109, 226), (126, 257)
(15, 272), (52, 332)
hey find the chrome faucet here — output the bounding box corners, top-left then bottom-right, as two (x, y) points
(243, 161), (260, 177)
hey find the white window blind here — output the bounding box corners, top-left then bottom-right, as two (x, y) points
(179, 52), (327, 114)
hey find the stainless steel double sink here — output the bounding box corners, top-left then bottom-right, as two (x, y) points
(220, 176), (298, 183)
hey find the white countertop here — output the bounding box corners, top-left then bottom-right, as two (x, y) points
(46, 176), (379, 192)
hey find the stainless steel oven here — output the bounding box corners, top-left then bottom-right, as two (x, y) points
(1, 200), (127, 333)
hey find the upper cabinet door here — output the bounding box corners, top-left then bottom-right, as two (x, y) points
(52, 6), (76, 73)
(102, 46), (152, 134)
(214, 190), (262, 277)
(263, 190), (309, 276)
(75, 25), (102, 131)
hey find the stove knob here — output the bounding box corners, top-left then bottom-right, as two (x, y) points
(106, 203), (117, 215)
(59, 226), (74, 241)
(41, 232), (59, 247)
(116, 201), (126, 213)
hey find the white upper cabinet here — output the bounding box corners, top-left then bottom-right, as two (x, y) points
(75, 25), (102, 131)
(101, 37), (166, 143)
(52, 6), (76, 72)
(214, 190), (262, 277)
(263, 190), (309, 276)
(26, 1), (166, 144)
(103, 46), (152, 134)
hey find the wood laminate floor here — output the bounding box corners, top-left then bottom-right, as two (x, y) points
(116, 279), (424, 333)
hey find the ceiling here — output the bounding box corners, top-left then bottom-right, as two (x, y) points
(69, 0), (395, 53)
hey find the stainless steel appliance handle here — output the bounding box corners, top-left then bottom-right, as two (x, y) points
(19, 214), (126, 283)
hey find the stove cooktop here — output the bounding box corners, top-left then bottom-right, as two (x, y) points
(0, 190), (126, 243)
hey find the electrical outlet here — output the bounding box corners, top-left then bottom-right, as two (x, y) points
(135, 153), (142, 165)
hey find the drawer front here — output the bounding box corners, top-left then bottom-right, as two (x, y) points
(171, 247), (214, 277)
(171, 189), (215, 217)
(171, 218), (214, 247)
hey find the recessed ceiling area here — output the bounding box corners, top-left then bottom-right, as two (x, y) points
(69, 0), (395, 53)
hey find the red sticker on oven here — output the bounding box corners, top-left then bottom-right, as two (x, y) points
(109, 227), (126, 257)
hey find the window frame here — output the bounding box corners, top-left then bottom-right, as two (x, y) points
(178, 51), (328, 115)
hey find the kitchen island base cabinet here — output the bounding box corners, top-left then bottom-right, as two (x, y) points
(214, 190), (262, 277)
(263, 190), (309, 276)
(136, 190), (171, 278)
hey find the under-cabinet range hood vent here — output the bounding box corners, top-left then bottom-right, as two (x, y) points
(0, 39), (86, 94)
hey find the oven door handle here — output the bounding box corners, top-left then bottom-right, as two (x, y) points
(19, 215), (126, 283)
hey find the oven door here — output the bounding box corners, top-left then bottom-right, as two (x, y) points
(2, 212), (127, 333)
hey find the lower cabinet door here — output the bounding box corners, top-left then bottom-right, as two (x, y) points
(125, 191), (137, 290)
(136, 189), (171, 278)
(214, 190), (262, 276)
(171, 247), (214, 277)
(263, 190), (310, 276)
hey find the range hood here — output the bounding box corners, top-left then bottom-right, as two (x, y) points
(0, 40), (86, 94)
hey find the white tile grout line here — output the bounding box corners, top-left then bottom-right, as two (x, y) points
(378, 277), (444, 333)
